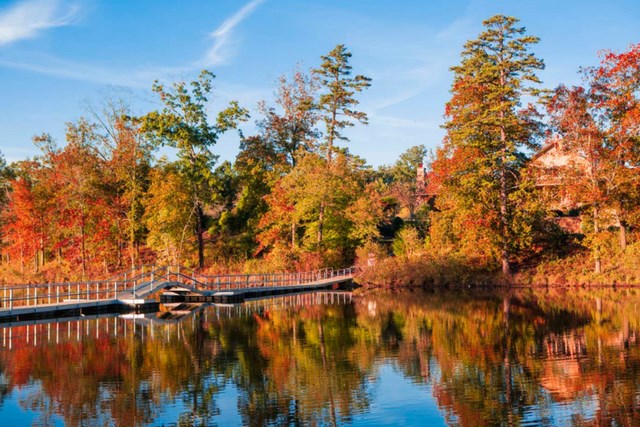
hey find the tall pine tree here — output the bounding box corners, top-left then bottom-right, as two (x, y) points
(443, 15), (544, 276)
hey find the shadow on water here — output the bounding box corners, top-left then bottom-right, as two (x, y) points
(0, 288), (639, 426)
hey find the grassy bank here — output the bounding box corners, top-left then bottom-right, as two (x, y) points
(355, 239), (640, 289)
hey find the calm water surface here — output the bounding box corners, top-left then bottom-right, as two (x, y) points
(1, 288), (639, 426)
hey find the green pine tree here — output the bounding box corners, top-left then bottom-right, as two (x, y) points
(443, 15), (545, 276)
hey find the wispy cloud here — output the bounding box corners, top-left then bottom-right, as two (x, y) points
(0, 0), (80, 46)
(198, 0), (264, 67)
(0, 0), (264, 87)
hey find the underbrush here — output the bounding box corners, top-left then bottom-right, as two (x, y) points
(515, 240), (640, 286)
(355, 232), (640, 289)
(354, 250), (501, 288)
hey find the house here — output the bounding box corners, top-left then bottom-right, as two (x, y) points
(530, 138), (591, 232)
(416, 163), (436, 206)
(413, 139), (588, 233)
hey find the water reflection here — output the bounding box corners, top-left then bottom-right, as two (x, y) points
(1, 289), (640, 426)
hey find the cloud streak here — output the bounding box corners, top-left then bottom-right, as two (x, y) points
(0, 0), (264, 87)
(199, 0), (264, 67)
(0, 0), (79, 46)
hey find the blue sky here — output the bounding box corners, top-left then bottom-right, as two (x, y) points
(0, 0), (638, 167)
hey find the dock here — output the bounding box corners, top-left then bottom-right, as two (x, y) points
(0, 265), (355, 322)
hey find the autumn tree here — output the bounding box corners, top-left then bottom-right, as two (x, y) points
(546, 45), (640, 273)
(0, 151), (13, 262)
(258, 152), (381, 268)
(208, 136), (277, 262)
(258, 70), (320, 169)
(313, 45), (371, 246)
(442, 15), (545, 276)
(547, 85), (608, 273)
(589, 44), (640, 250)
(144, 161), (195, 265)
(379, 144), (428, 222)
(314, 44), (371, 162)
(87, 99), (154, 268)
(137, 70), (248, 268)
(213, 69), (320, 261)
(58, 120), (111, 276)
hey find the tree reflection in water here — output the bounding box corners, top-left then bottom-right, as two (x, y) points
(1, 289), (640, 426)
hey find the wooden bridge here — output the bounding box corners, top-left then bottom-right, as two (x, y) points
(0, 265), (355, 322)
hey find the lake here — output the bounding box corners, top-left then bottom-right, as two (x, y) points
(0, 288), (639, 426)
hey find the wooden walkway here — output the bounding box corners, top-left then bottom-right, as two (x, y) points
(0, 265), (355, 322)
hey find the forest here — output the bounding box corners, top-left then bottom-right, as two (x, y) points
(1, 15), (640, 286)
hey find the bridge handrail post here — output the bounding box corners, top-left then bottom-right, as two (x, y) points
(27, 286), (30, 307)
(35, 286), (38, 306)
(9, 289), (12, 311)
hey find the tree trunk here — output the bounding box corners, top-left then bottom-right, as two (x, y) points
(81, 215), (87, 279)
(618, 218), (627, 251)
(499, 140), (511, 276)
(196, 202), (205, 269)
(593, 206), (602, 274)
(498, 66), (511, 278)
(291, 222), (297, 249)
(317, 202), (325, 246)
(129, 224), (136, 269)
(327, 109), (336, 163)
(38, 233), (44, 272)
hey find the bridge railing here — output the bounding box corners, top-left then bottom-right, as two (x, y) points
(0, 266), (356, 310)
(160, 266), (355, 291)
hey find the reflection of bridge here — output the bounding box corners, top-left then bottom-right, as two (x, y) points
(0, 265), (355, 322)
(0, 291), (353, 349)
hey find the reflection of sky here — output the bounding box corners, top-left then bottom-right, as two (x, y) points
(351, 363), (447, 427)
(2, 382), (65, 427)
(0, 360), (602, 427)
(522, 390), (598, 427)
(151, 381), (243, 426)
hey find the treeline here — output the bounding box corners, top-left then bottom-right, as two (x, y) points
(0, 45), (405, 282)
(360, 16), (640, 286)
(1, 15), (640, 284)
